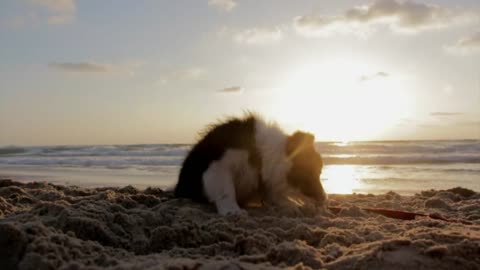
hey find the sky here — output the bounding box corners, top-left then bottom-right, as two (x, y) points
(0, 0), (479, 145)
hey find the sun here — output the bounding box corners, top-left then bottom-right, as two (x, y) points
(265, 58), (412, 141)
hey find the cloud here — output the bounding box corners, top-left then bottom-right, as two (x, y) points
(359, 71), (389, 81)
(1, 0), (76, 28)
(217, 86), (243, 93)
(234, 27), (284, 45)
(294, 14), (367, 37)
(208, 0), (237, 12)
(445, 32), (480, 55)
(430, 112), (464, 116)
(31, 0), (76, 24)
(48, 62), (137, 75)
(294, 0), (476, 37)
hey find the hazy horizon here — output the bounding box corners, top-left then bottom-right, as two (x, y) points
(1, 138), (479, 148)
(1, 0), (479, 145)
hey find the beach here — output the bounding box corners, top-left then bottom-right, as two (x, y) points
(1, 179), (479, 270)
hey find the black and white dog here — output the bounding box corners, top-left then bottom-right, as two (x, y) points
(174, 114), (327, 215)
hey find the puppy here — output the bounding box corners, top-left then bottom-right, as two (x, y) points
(174, 114), (327, 215)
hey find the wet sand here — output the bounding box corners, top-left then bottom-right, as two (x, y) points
(0, 179), (479, 270)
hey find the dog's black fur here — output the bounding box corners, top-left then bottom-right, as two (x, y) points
(175, 116), (262, 202)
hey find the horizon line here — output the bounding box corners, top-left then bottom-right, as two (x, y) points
(1, 138), (479, 148)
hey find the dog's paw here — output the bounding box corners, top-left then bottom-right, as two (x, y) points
(224, 209), (249, 221)
(219, 207), (248, 217)
(279, 204), (304, 217)
(227, 208), (249, 217)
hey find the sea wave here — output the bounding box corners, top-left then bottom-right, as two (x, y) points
(0, 141), (479, 168)
(0, 156), (183, 168)
(0, 144), (190, 157)
(317, 140), (480, 155)
(0, 147), (27, 155)
(323, 154), (480, 165)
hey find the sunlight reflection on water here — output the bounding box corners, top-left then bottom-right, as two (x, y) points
(321, 165), (363, 194)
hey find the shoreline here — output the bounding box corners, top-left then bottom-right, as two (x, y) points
(3, 163), (480, 197)
(0, 179), (479, 269)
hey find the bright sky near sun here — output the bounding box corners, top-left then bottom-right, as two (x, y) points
(0, 0), (479, 145)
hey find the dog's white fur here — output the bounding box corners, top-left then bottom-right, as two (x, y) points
(202, 118), (293, 215)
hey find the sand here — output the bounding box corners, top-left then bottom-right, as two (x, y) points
(0, 179), (479, 270)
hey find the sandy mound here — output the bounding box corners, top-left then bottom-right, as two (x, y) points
(0, 179), (479, 270)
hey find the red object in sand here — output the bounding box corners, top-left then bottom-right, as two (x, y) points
(327, 206), (472, 225)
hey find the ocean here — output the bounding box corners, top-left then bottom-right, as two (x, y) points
(0, 140), (479, 195)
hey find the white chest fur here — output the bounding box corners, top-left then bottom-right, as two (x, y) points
(201, 118), (293, 215)
(202, 149), (259, 215)
(254, 118), (292, 200)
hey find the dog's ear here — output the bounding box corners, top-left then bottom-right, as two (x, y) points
(286, 131), (315, 157)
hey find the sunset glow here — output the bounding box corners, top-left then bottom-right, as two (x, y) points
(0, 0), (479, 145)
(267, 59), (413, 141)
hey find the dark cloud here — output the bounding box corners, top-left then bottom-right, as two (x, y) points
(217, 86), (243, 93)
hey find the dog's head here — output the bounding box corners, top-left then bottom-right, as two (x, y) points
(286, 131), (327, 204)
